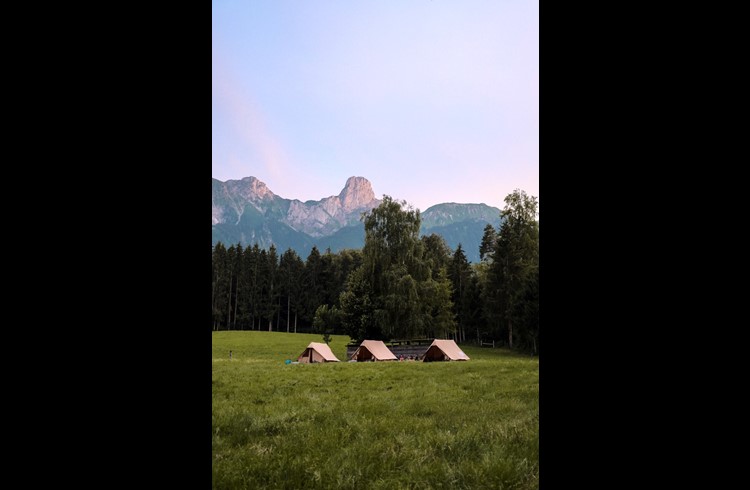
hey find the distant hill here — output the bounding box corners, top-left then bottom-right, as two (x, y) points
(212, 176), (502, 262)
(419, 203), (502, 261)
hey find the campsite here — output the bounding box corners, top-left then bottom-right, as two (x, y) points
(212, 331), (539, 489)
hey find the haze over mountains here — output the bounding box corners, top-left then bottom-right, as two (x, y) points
(212, 176), (501, 263)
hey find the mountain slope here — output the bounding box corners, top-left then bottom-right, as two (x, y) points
(419, 203), (502, 262)
(420, 203), (502, 229)
(211, 177), (502, 262)
(212, 176), (379, 253)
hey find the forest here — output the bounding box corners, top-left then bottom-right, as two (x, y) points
(211, 190), (539, 353)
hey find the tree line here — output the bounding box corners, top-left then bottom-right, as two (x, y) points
(211, 189), (539, 353)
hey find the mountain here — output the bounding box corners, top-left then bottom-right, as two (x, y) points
(420, 203), (502, 262)
(212, 176), (501, 263)
(420, 203), (502, 229)
(212, 176), (379, 252)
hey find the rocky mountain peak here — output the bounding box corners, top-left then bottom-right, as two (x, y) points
(239, 176), (275, 201)
(213, 175), (502, 263)
(339, 176), (376, 212)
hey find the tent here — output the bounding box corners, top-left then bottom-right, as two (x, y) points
(422, 339), (470, 362)
(297, 342), (340, 363)
(350, 340), (398, 362)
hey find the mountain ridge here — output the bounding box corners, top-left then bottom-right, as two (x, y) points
(212, 176), (501, 262)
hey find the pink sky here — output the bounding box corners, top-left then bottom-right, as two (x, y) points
(212, 0), (538, 212)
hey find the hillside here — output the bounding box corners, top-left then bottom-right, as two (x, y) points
(212, 176), (502, 262)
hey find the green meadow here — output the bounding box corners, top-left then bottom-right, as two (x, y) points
(212, 331), (539, 489)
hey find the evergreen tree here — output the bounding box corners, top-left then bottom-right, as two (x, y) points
(302, 246), (323, 326)
(449, 243), (472, 342)
(477, 260), (500, 342)
(479, 223), (497, 263)
(248, 244), (261, 329)
(279, 248), (304, 333)
(265, 245), (279, 331)
(212, 242), (228, 330)
(257, 248), (281, 331)
(463, 268), (485, 341)
(236, 244), (256, 329)
(489, 189), (539, 349)
(226, 244), (244, 329)
(320, 248), (339, 307)
(433, 268), (457, 339)
(513, 268), (539, 354)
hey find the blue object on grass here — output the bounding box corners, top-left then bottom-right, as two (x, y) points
(284, 359), (291, 365)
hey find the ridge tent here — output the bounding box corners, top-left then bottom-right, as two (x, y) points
(422, 339), (470, 362)
(350, 340), (398, 361)
(297, 342), (340, 363)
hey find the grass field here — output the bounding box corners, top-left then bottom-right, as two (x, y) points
(212, 331), (538, 489)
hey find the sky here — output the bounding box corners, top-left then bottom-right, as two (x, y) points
(212, 0), (538, 212)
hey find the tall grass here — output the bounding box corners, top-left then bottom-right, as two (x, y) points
(213, 331), (538, 489)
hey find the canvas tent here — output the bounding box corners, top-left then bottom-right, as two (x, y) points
(297, 342), (340, 363)
(350, 340), (398, 362)
(422, 339), (470, 362)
